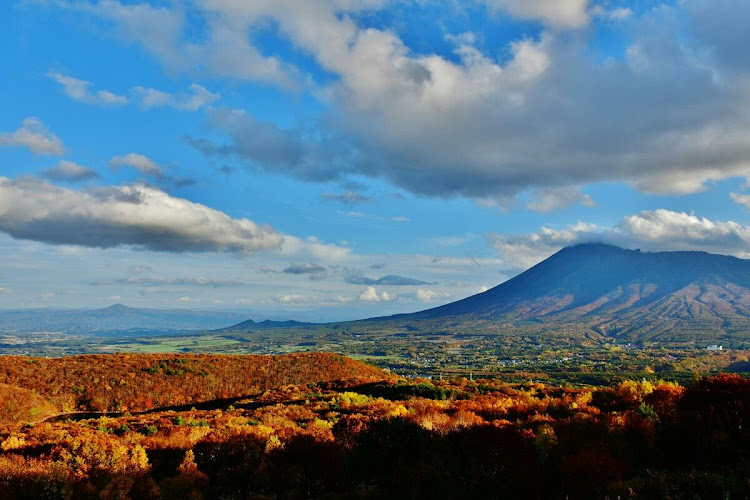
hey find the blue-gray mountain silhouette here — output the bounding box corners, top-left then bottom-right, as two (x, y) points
(384, 244), (750, 342)
(228, 244), (750, 344)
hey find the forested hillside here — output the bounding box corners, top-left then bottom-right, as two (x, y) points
(0, 364), (748, 499)
(0, 353), (387, 419)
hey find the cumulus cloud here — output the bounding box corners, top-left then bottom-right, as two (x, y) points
(47, 71), (127, 106)
(525, 186), (596, 212)
(278, 235), (352, 262)
(345, 273), (434, 286)
(591, 6), (632, 21)
(0, 177), (283, 253)
(416, 288), (450, 303)
(109, 153), (163, 178)
(133, 84), (219, 111)
(486, 209), (750, 269)
(618, 211), (750, 254)
(0, 117), (64, 155)
(277, 294), (309, 304)
(53, 0), (299, 88)
(191, 2), (750, 204)
(187, 108), (358, 183)
(358, 286), (396, 302)
(730, 192), (750, 210)
(41, 160), (100, 182)
(484, 0), (591, 29)
(42, 1), (750, 208)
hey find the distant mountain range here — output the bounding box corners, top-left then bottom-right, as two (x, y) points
(0, 304), (247, 335)
(226, 244), (750, 345)
(4, 244), (750, 345)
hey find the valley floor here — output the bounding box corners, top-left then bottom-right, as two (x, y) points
(3, 330), (749, 387)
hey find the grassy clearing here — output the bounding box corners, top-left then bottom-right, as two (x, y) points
(98, 336), (244, 353)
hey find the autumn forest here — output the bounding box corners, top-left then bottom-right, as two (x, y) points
(0, 353), (747, 498)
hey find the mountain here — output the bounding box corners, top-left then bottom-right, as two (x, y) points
(0, 304), (247, 335)
(393, 244), (750, 342)
(217, 318), (314, 332)
(227, 244), (750, 345)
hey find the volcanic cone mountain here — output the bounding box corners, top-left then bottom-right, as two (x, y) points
(394, 244), (750, 342)
(227, 244), (750, 344)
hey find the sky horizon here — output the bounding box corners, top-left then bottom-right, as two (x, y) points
(2, 0), (750, 321)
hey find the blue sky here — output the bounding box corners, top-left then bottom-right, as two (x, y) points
(1, 0), (750, 320)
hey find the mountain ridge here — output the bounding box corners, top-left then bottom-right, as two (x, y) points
(0, 305), (248, 335)
(226, 244), (750, 345)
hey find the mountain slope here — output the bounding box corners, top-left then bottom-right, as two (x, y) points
(0, 304), (247, 335)
(225, 244), (750, 344)
(389, 244), (750, 342)
(412, 244), (750, 316)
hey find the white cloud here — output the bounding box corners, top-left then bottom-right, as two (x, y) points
(133, 84), (220, 111)
(186, 2), (750, 204)
(47, 71), (127, 106)
(0, 117), (64, 155)
(416, 288), (450, 303)
(730, 192), (750, 210)
(486, 209), (750, 269)
(235, 298), (254, 305)
(484, 0), (591, 29)
(109, 153), (163, 178)
(358, 286), (396, 302)
(591, 6), (632, 21)
(0, 177), (284, 254)
(41, 1), (750, 209)
(54, 0), (299, 88)
(526, 186), (596, 212)
(619, 210), (750, 253)
(277, 294), (309, 304)
(41, 160), (99, 182)
(279, 235), (352, 262)
(48, 70), (217, 111)
(358, 286), (380, 302)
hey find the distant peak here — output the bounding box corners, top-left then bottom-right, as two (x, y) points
(105, 303), (132, 311)
(561, 242), (623, 252)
